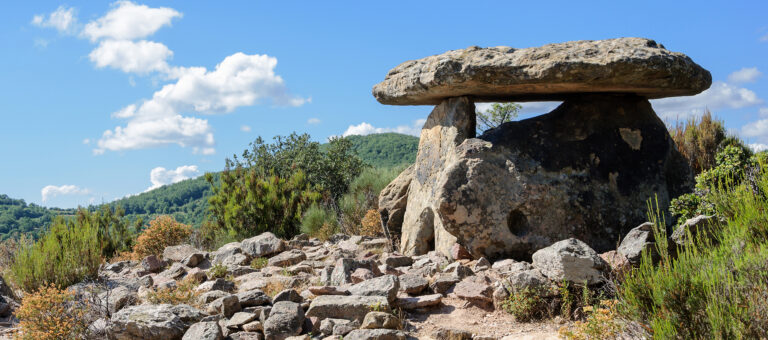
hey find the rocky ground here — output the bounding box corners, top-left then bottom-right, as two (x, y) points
(0, 226), (661, 339)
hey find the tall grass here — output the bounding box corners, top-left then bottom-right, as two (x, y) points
(619, 164), (768, 338)
(10, 217), (102, 292)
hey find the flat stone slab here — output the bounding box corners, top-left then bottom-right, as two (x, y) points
(373, 38), (711, 105)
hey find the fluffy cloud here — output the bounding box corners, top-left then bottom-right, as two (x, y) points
(728, 67), (762, 83)
(146, 165), (199, 191)
(41, 185), (90, 203)
(741, 118), (768, 138)
(342, 119), (427, 137)
(95, 115), (214, 154)
(651, 81), (763, 120)
(81, 1), (181, 42)
(31, 6), (78, 34)
(750, 143), (768, 152)
(240, 125), (251, 132)
(89, 40), (173, 74)
(307, 118), (321, 125)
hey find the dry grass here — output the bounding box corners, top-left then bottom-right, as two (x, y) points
(360, 209), (382, 237)
(263, 280), (288, 297)
(146, 277), (202, 307)
(669, 110), (726, 174)
(559, 300), (623, 340)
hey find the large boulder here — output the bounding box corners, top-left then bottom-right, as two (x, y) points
(372, 38), (711, 105)
(110, 304), (205, 340)
(617, 222), (658, 264)
(348, 275), (399, 304)
(306, 295), (390, 322)
(378, 164), (414, 248)
(263, 301), (305, 340)
(532, 238), (608, 285)
(400, 94), (693, 260)
(241, 232), (285, 259)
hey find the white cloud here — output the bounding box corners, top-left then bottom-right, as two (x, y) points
(82, 138), (91, 144)
(342, 119), (426, 137)
(31, 6), (78, 34)
(89, 40), (173, 74)
(146, 165), (199, 191)
(307, 118), (321, 125)
(742, 118), (768, 138)
(96, 52), (306, 154)
(728, 67), (762, 83)
(750, 143), (768, 152)
(760, 107), (768, 117)
(651, 81), (763, 120)
(41, 185), (90, 203)
(240, 125), (251, 132)
(95, 115), (214, 154)
(82, 1), (181, 42)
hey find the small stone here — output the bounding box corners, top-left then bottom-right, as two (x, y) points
(182, 321), (223, 340)
(207, 295), (241, 318)
(263, 301), (305, 340)
(398, 274), (428, 295)
(351, 268), (374, 283)
(361, 311), (400, 329)
(142, 255), (164, 273)
(450, 244), (472, 260)
(345, 329), (406, 340)
(273, 289), (304, 303)
(226, 312), (258, 329)
(308, 286), (349, 296)
(268, 250), (307, 268)
(433, 328), (473, 340)
(242, 321), (263, 332)
(397, 294), (442, 310)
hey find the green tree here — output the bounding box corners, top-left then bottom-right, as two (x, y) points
(477, 102), (521, 135)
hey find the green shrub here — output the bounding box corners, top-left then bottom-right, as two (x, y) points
(338, 167), (401, 235)
(300, 204), (338, 238)
(619, 167), (768, 338)
(250, 257), (268, 270)
(10, 217), (101, 292)
(501, 287), (549, 321)
(208, 263), (228, 279)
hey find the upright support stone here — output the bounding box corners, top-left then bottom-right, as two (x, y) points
(400, 96), (475, 257)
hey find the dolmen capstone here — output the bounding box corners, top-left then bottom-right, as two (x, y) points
(376, 38), (709, 261)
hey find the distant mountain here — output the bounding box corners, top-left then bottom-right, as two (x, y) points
(0, 133), (419, 238)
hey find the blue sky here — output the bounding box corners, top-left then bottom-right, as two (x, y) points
(1, 1), (767, 208)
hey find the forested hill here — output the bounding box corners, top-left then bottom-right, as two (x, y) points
(0, 133), (419, 238)
(344, 133), (418, 168)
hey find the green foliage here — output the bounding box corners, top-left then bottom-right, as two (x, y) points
(250, 257), (268, 270)
(300, 204), (339, 238)
(337, 166), (402, 235)
(207, 169), (320, 240)
(619, 163), (768, 338)
(669, 110), (727, 174)
(10, 216), (101, 292)
(501, 287), (549, 322)
(77, 205), (133, 259)
(0, 195), (76, 240)
(341, 133), (418, 168)
(208, 263), (228, 279)
(477, 102), (521, 135)
(237, 133), (366, 200)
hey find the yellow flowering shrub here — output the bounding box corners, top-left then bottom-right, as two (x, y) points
(14, 284), (90, 340)
(132, 215), (192, 259)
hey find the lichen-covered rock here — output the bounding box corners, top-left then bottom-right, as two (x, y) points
(348, 275), (399, 304)
(267, 250), (306, 267)
(361, 311), (400, 329)
(373, 38), (711, 105)
(306, 295), (390, 322)
(263, 301), (305, 340)
(617, 222), (658, 264)
(182, 321), (223, 340)
(378, 165), (414, 249)
(532, 238), (608, 285)
(432, 94), (693, 260)
(241, 232), (285, 259)
(397, 294), (442, 310)
(110, 304), (205, 340)
(671, 215), (719, 246)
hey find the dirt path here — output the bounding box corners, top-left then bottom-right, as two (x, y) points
(403, 297), (563, 339)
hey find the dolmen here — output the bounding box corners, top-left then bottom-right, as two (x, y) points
(375, 38), (711, 261)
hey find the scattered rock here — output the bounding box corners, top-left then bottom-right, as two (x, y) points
(532, 238), (608, 285)
(273, 289), (304, 304)
(241, 232), (285, 258)
(182, 321), (223, 340)
(263, 301), (305, 340)
(237, 289), (272, 307)
(268, 250), (307, 267)
(227, 312), (259, 329)
(617, 222), (658, 264)
(306, 295), (390, 322)
(142, 255), (165, 273)
(348, 275), (399, 304)
(207, 295), (241, 318)
(671, 215), (718, 246)
(398, 274), (429, 295)
(432, 328), (473, 340)
(308, 286), (349, 296)
(346, 329), (406, 340)
(110, 304), (204, 340)
(397, 294), (442, 310)
(361, 311), (400, 329)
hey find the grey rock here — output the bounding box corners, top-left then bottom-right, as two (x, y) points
(378, 165), (414, 249)
(532, 238), (608, 285)
(397, 293), (442, 310)
(505, 268), (550, 293)
(110, 304), (204, 340)
(398, 274), (429, 295)
(345, 329), (406, 340)
(182, 321), (223, 340)
(333, 320), (361, 336)
(241, 232), (285, 258)
(273, 289), (304, 303)
(226, 312), (258, 329)
(348, 275), (399, 304)
(430, 274), (459, 295)
(306, 295), (390, 322)
(432, 328), (472, 340)
(330, 258), (380, 286)
(237, 289), (271, 307)
(142, 255), (165, 273)
(397, 94), (694, 260)
(671, 215), (718, 247)
(263, 301), (305, 340)
(229, 332), (264, 340)
(164, 244), (203, 262)
(268, 250), (307, 267)
(207, 295), (241, 318)
(196, 278), (236, 293)
(361, 311), (400, 329)
(373, 38), (711, 105)
(618, 222), (658, 264)
(199, 290), (229, 304)
(319, 318), (350, 335)
(383, 254), (413, 268)
(100, 285), (137, 314)
(213, 242), (250, 266)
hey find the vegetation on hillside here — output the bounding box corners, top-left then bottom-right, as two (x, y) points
(342, 133), (418, 168)
(0, 195), (75, 240)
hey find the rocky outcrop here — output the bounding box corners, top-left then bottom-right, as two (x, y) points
(373, 38), (711, 105)
(375, 38), (706, 260)
(531, 238), (608, 285)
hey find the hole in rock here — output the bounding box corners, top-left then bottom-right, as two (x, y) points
(507, 209), (530, 237)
